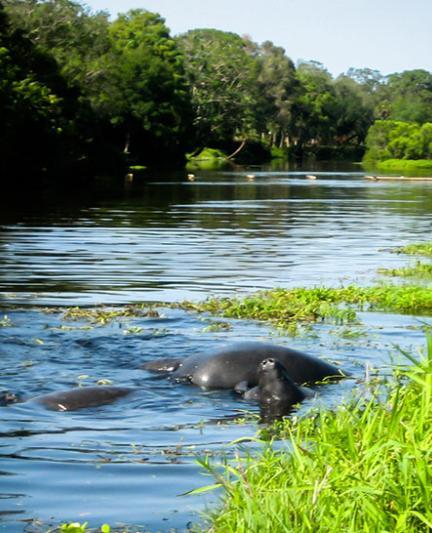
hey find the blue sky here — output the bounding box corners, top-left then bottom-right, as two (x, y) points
(84, 0), (432, 77)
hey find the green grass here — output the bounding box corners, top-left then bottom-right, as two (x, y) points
(204, 338), (432, 532)
(188, 148), (228, 161)
(177, 285), (432, 331)
(394, 242), (432, 257)
(379, 261), (432, 279)
(186, 147), (231, 170)
(376, 159), (432, 171)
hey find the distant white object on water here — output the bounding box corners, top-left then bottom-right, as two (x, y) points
(306, 174), (317, 180)
(246, 174), (256, 180)
(187, 173), (196, 181)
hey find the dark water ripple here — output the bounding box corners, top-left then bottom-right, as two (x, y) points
(0, 169), (432, 531)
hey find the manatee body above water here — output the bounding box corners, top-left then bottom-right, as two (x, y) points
(243, 357), (309, 421)
(143, 341), (346, 389)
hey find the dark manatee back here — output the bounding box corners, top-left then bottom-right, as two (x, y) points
(31, 386), (133, 411)
(173, 341), (345, 388)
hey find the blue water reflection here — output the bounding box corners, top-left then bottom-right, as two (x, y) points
(0, 168), (431, 531)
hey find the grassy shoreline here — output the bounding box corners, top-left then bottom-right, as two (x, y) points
(205, 338), (432, 532)
(199, 241), (432, 531)
(376, 159), (432, 172)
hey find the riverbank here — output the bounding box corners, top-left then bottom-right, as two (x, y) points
(375, 159), (432, 172)
(195, 241), (432, 531)
(206, 337), (432, 532)
(2, 173), (431, 532)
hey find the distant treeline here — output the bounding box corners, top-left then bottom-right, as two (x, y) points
(1, 0), (432, 181)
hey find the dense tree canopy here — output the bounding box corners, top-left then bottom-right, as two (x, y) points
(103, 10), (193, 163)
(254, 40), (298, 148)
(1, 0), (431, 182)
(0, 3), (85, 177)
(177, 29), (258, 147)
(364, 120), (432, 162)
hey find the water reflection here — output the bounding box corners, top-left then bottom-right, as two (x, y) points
(0, 166), (431, 531)
(1, 168), (431, 306)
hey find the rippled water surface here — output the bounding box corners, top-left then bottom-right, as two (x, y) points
(1, 167), (432, 531)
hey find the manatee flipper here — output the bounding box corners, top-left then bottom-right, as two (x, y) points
(234, 381), (261, 400)
(242, 386), (261, 400)
(234, 380), (249, 395)
(141, 358), (182, 373)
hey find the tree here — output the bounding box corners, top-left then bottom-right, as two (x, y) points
(333, 76), (374, 145)
(289, 61), (337, 151)
(3, 0), (111, 96)
(384, 70), (432, 123)
(177, 29), (258, 148)
(364, 120), (432, 162)
(100, 9), (193, 163)
(0, 3), (83, 178)
(255, 41), (298, 148)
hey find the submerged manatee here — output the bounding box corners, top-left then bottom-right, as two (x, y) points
(2, 386), (134, 411)
(142, 341), (346, 389)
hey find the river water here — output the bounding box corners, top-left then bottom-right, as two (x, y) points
(0, 166), (431, 531)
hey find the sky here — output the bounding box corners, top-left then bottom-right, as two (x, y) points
(83, 0), (432, 77)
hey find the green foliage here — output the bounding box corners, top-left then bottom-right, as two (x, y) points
(207, 339), (432, 532)
(254, 40), (298, 149)
(383, 70), (432, 124)
(60, 523), (88, 533)
(188, 148), (227, 161)
(186, 147), (230, 170)
(376, 159), (432, 171)
(292, 61), (338, 149)
(99, 9), (194, 163)
(4, 0), (111, 93)
(333, 75), (374, 144)
(364, 120), (432, 163)
(177, 29), (258, 147)
(59, 522), (110, 533)
(0, 3), (89, 177)
(2, 0), (432, 178)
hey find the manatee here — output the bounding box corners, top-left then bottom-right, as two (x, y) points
(1, 386), (134, 411)
(142, 341), (346, 389)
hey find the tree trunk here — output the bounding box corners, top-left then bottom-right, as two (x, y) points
(123, 131), (130, 154)
(227, 139), (246, 160)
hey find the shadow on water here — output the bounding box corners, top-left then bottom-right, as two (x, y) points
(0, 165), (432, 530)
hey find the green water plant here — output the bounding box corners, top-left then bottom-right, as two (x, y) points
(378, 261), (432, 279)
(394, 242), (432, 257)
(58, 523), (110, 533)
(177, 285), (432, 331)
(60, 305), (160, 325)
(204, 338), (432, 532)
(0, 315), (12, 327)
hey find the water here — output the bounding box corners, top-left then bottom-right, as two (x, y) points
(0, 166), (431, 531)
